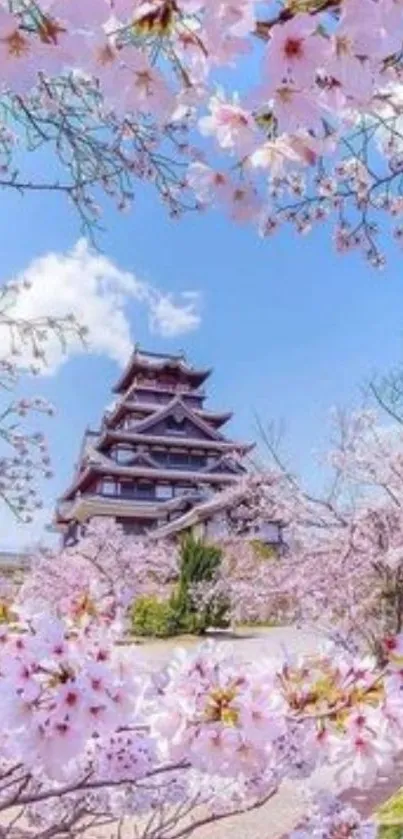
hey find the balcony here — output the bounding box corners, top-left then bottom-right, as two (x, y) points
(152, 453), (208, 470)
(102, 486), (155, 502)
(99, 482), (205, 504)
(133, 383), (206, 400)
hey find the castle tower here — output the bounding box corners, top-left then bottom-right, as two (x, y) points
(55, 348), (256, 542)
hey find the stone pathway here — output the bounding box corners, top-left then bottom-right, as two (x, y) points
(132, 624), (325, 668)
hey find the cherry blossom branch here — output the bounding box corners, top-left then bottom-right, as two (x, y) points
(0, 762), (188, 811)
(0, 283), (89, 519)
(166, 788), (278, 839)
(0, 0), (401, 262)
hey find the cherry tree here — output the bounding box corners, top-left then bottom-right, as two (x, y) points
(0, 0), (400, 262)
(281, 408), (403, 655)
(210, 407), (403, 658)
(0, 279), (87, 521)
(19, 517), (179, 630)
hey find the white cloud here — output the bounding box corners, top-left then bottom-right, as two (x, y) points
(148, 292), (201, 337)
(0, 239), (201, 374)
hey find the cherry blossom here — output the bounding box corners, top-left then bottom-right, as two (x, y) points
(44, 0), (113, 29)
(290, 792), (377, 839)
(199, 92), (257, 155)
(20, 518), (179, 632)
(271, 85), (328, 134)
(1, 538), (402, 839)
(122, 52), (175, 119)
(0, 0), (400, 259)
(0, 7), (37, 93)
(248, 137), (303, 176)
(186, 161), (232, 205)
(265, 15), (329, 89)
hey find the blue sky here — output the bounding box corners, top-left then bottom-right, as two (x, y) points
(1, 167), (403, 548)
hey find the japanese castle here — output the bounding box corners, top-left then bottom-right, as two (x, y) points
(55, 347), (282, 546)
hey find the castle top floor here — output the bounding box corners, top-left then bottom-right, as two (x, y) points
(112, 347), (212, 396)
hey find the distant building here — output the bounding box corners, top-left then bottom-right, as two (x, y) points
(0, 551), (31, 575)
(55, 347), (282, 547)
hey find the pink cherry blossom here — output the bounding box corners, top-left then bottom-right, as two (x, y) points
(248, 138), (302, 176)
(199, 92), (257, 155)
(291, 794), (377, 839)
(210, 0), (256, 40)
(272, 86), (327, 133)
(115, 50), (175, 119)
(328, 36), (376, 106)
(187, 161), (232, 204)
(0, 0), (398, 260)
(0, 8), (38, 93)
(227, 182), (262, 222)
(0, 542), (403, 839)
(42, 0), (113, 29)
(266, 15), (330, 89)
(330, 729), (394, 789)
(0, 0), (398, 261)
(340, 0), (403, 60)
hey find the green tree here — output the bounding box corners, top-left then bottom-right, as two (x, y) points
(172, 534), (229, 634)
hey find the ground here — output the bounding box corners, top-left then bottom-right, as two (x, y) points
(131, 624), (325, 665)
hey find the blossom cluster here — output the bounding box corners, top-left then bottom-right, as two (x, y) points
(0, 600), (402, 838)
(0, 615), (135, 780)
(291, 792), (377, 839)
(0, 0), (402, 258)
(20, 518), (179, 631)
(148, 636), (403, 793)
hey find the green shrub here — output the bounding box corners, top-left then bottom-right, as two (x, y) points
(130, 596), (179, 638)
(376, 787), (403, 839)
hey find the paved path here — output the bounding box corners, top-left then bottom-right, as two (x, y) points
(132, 625), (326, 667)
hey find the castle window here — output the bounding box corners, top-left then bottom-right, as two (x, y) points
(169, 450), (188, 467)
(115, 446), (134, 465)
(174, 485), (192, 497)
(119, 480), (136, 498)
(102, 478), (116, 496)
(190, 453), (206, 468)
(136, 481), (155, 500)
(156, 484), (173, 500)
(166, 415), (186, 435)
(117, 518), (150, 536)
